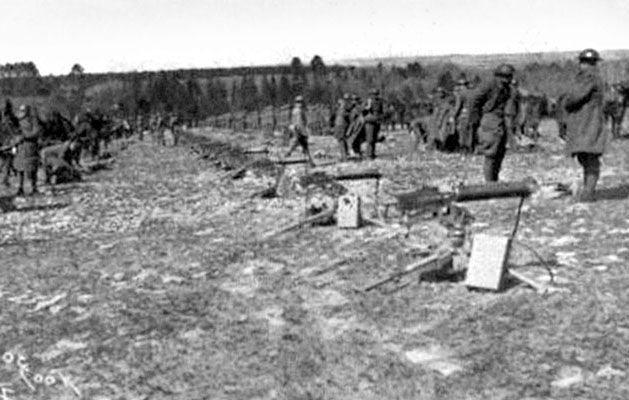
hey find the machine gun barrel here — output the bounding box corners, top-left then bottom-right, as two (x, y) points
(453, 181), (532, 202)
(332, 170), (381, 181)
(391, 180), (533, 214)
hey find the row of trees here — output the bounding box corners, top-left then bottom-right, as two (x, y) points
(0, 55), (627, 123)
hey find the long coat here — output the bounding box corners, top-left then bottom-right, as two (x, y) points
(468, 79), (511, 157)
(333, 100), (351, 139)
(562, 68), (607, 155)
(14, 117), (41, 173)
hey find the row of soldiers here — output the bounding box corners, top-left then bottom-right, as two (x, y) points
(282, 89), (386, 166)
(284, 48), (607, 202)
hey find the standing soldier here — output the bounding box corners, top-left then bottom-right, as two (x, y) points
(468, 64), (515, 182)
(561, 49), (606, 202)
(154, 113), (167, 146)
(363, 88), (384, 159)
(14, 105), (42, 196)
(284, 96), (315, 166)
(169, 113), (182, 146)
(334, 94), (352, 161)
(0, 102), (19, 187)
(452, 78), (472, 153)
(505, 78), (522, 148)
(346, 95), (365, 157)
(429, 87), (453, 150)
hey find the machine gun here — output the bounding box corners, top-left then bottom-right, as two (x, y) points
(385, 180), (533, 225)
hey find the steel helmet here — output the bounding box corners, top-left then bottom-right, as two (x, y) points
(578, 48), (602, 62)
(494, 64), (515, 77)
(295, 95), (304, 103)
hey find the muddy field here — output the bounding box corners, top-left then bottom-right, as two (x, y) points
(1, 122), (629, 400)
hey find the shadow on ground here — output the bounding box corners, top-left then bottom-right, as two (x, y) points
(597, 184), (629, 200)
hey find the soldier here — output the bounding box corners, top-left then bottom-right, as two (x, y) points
(561, 49), (606, 202)
(468, 64), (515, 182)
(346, 95), (365, 157)
(333, 94), (352, 161)
(40, 138), (81, 186)
(363, 88), (384, 159)
(169, 113), (182, 146)
(284, 96), (315, 166)
(452, 78), (472, 153)
(0, 103), (19, 187)
(429, 87), (454, 150)
(153, 113), (167, 146)
(505, 78), (522, 148)
(14, 105), (42, 196)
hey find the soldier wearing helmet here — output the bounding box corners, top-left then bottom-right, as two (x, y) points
(14, 104), (42, 196)
(334, 94), (353, 160)
(346, 95), (366, 158)
(452, 78), (473, 152)
(468, 63), (515, 182)
(284, 95), (315, 166)
(363, 88), (384, 159)
(560, 48), (605, 202)
(429, 86), (455, 151)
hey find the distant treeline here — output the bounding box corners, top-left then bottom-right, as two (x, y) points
(0, 55), (627, 123)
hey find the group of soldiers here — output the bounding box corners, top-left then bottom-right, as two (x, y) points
(429, 48), (607, 202)
(139, 113), (183, 146)
(0, 105), (134, 196)
(0, 48), (612, 204)
(282, 89), (386, 166)
(282, 48), (610, 202)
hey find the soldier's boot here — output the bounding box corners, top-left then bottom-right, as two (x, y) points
(2, 168), (9, 188)
(364, 124), (378, 160)
(577, 153), (600, 202)
(306, 154), (316, 168)
(29, 171), (39, 196)
(483, 157), (497, 182)
(579, 169), (599, 203)
(16, 172), (24, 196)
(337, 139), (348, 161)
(366, 141), (377, 160)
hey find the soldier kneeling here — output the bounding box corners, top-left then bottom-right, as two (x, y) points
(41, 139), (82, 186)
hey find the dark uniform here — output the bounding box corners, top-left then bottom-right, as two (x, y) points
(41, 140), (81, 185)
(346, 95), (365, 157)
(154, 114), (167, 146)
(14, 105), (42, 195)
(429, 88), (454, 150)
(0, 108), (19, 187)
(363, 89), (384, 159)
(284, 96), (315, 166)
(468, 64), (515, 182)
(561, 49), (606, 202)
(505, 79), (522, 147)
(333, 94), (352, 160)
(169, 114), (182, 146)
(452, 79), (472, 152)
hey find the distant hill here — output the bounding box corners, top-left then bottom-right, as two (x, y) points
(337, 49), (629, 68)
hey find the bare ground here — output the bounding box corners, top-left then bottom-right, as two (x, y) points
(1, 121), (629, 400)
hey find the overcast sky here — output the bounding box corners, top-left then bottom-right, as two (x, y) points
(1, 0), (628, 75)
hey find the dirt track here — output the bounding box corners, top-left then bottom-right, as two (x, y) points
(1, 123), (629, 399)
